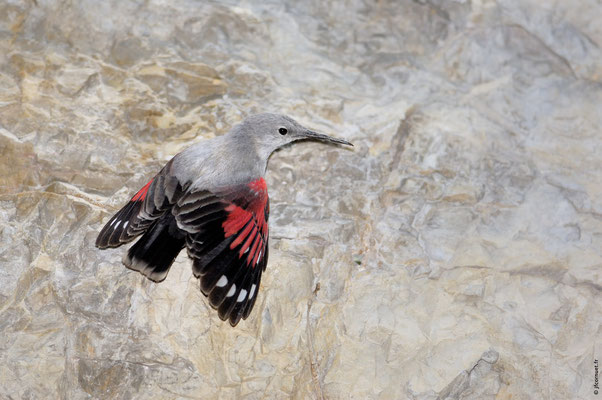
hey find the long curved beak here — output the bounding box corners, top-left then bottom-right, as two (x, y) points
(302, 130), (353, 146)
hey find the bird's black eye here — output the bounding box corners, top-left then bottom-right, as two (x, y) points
(278, 127), (288, 135)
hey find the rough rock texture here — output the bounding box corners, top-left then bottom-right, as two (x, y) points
(1, 0), (601, 399)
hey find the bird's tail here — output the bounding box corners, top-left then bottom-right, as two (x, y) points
(123, 214), (185, 282)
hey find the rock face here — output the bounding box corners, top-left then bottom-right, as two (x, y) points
(1, 0), (601, 399)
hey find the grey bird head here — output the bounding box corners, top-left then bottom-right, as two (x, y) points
(232, 113), (353, 159)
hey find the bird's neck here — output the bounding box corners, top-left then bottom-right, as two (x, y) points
(223, 131), (269, 181)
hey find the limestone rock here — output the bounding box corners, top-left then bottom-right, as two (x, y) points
(0, 0), (600, 399)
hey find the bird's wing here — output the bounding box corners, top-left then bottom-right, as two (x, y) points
(96, 159), (186, 248)
(173, 177), (269, 326)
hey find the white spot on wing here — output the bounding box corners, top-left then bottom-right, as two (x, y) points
(216, 275), (228, 287)
(109, 218), (117, 227)
(226, 284), (236, 297)
(249, 284), (257, 298)
(114, 221), (121, 229)
(123, 221), (129, 229)
(256, 250), (262, 264)
(237, 289), (247, 302)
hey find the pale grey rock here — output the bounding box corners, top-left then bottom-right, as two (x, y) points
(437, 349), (500, 400)
(1, 0), (601, 399)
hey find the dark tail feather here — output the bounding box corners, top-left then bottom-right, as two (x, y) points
(123, 214), (185, 282)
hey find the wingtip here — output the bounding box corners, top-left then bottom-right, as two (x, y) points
(95, 234), (109, 249)
(95, 235), (122, 249)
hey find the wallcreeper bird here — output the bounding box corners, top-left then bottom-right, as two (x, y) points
(96, 113), (352, 326)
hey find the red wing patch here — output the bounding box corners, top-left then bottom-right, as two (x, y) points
(132, 179), (153, 201)
(176, 177), (270, 326)
(222, 178), (268, 267)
